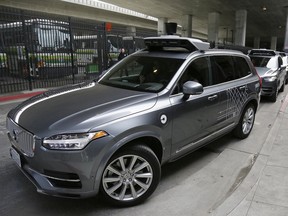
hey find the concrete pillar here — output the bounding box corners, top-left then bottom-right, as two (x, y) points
(208, 12), (220, 44)
(158, 17), (168, 36)
(126, 26), (136, 37)
(235, 10), (247, 46)
(284, 7), (288, 52)
(181, 14), (192, 37)
(254, 37), (260, 48)
(271, 36), (277, 50)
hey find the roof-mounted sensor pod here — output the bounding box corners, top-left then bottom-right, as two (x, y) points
(144, 36), (210, 52)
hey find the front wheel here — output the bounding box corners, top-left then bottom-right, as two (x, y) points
(270, 87), (278, 102)
(233, 104), (255, 139)
(279, 80), (285, 92)
(100, 144), (161, 207)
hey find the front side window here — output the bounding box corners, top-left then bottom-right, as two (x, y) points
(173, 57), (210, 94)
(278, 57), (283, 68)
(100, 56), (184, 92)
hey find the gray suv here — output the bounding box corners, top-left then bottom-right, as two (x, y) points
(6, 36), (261, 206)
(248, 49), (286, 102)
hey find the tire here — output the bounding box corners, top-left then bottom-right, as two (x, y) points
(270, 88), (278, 102)
(279, 80), (285, 92)
(233, 103), (255, 139)
(100, 144), (161, 207)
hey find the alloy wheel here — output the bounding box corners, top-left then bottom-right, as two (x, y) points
(102, 154), (153, 201)
(242, 107), (255, 135)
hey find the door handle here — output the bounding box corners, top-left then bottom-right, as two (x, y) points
(208, 95), (218, 101)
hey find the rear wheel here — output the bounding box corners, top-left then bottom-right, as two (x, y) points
(100, 144), (161, 206)
(233, 103), (255, 139)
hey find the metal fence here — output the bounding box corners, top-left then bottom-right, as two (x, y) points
(0, 6), (157, 94)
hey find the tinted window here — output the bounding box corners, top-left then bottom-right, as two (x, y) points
(210, 56), (234, 84)
(278, 57), (283, 67)
(100, 56), (184, 93)
(173, 57), (209, 94)
(233, 56), (251, 78)
(250, 56), (271, 67)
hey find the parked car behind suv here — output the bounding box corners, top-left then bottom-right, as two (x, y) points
(279, 51), (288, 84)
(248, 49), (286, 102)
(6, 36), (261, 206)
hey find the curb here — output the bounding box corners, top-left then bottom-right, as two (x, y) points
(0, 91), (45, 103)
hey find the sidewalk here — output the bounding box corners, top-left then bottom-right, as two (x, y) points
(0, 89), (47, 103)
(213, 94), (288, 216)
(242, 94), (288, 215)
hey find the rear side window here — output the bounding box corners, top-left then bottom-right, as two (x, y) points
(210, 56), (234, 84)
(210, 55), (251, 85)
(233, 56), (251, 78)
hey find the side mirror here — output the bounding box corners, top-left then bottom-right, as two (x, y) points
(182, 81), (203, 100)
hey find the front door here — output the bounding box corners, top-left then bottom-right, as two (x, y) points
(169, 57), (226, 157)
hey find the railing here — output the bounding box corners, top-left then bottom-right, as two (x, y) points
(0, 6), (157, 94)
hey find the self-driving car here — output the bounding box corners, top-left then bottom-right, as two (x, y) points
(249, 49), (286, 102)
(7, 36), (261, 206)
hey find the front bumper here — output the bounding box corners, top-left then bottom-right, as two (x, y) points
(9, 146), (91, 198)
(7, 127), (109, 199)
(260, 80), (277, 97)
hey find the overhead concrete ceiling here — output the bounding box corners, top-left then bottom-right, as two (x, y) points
(101, 0), (288, 48)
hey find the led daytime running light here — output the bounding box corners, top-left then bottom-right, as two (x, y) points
(43, 131), (108, 150)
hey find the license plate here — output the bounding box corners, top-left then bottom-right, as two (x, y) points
(10, 148), (21, 168)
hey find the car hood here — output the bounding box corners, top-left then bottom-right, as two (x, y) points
(255, 67), (276, 77)
(8, 82), (157, 137)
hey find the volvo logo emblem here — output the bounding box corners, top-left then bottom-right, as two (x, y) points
(12, 129), (19, 142)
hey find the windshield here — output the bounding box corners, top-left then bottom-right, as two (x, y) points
(250, 56), (272, 67)
(99, 55), (184, 93)
(250, 56), (278, 68)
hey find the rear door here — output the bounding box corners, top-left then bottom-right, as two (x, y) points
(209, 55), (253, 130)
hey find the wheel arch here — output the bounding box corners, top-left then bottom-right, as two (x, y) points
(114, 136), (163, 163)
(247, 98), (259, 113)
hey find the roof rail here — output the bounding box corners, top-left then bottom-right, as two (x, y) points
(144, 36), (210, 52)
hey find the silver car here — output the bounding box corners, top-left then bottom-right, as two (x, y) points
(7, 36), (261, 206)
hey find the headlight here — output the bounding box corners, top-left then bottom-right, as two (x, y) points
(263, 76), (277, 82)
(43, 131), (108, 150)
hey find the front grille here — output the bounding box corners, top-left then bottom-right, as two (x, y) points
(7, 118), (35, 157)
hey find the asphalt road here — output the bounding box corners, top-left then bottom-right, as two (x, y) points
(0, 90), (286, 216)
